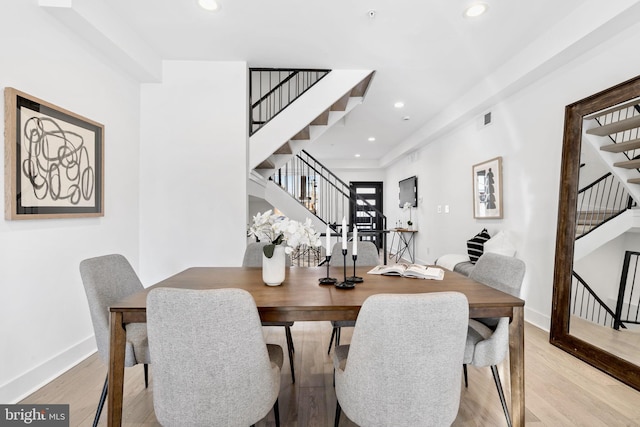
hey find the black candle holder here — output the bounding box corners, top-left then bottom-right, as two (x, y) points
(346, 254), (363, 283)
(336, 249), (355, 289)
(319, 255), (338, 285)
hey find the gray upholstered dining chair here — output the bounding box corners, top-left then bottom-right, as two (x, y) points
(333, 292), (469, 426)
(147, 287), (283, 427)
(79, 254), (150, 427)
(327, 240), (379, 354)
(463, 252), (526, 427)
(243, 241), (296, 383)
(329, 240), (380, 267)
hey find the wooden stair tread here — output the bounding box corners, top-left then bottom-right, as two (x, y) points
(274, 142), (292, 155)
(349, 72), (374, 97)
(310, 109), (330, 126)
(577, 210), (618, 217)
(577, 219), (611, 225)
(586, 115), (640, 136)
(613, 158), (640, 169)
(576, 217), (617, 224)
(628, 178), (640, 184)
(330, 92), (350, 112)
(600, 137), (640, 153)
(256, 159), (274, 170)
(576, 224), (595, 234)
(291, 126), (310, 140)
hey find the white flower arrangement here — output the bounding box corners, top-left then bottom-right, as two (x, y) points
(249, 210), (322, 258)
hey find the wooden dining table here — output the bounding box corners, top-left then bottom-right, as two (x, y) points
(107, 266), (525, 426)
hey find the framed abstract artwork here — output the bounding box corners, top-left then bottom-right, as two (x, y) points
(4, 88), (104, 220)
(472, 156), (503, 219)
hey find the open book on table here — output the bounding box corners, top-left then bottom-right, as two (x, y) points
(367, 263), (444, 280)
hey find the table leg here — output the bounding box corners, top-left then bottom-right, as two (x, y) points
(409, 233), (415, 263)
(108, 311), (126, 427)
(396, 233), (410, 262)
(389, 232), (398, 262)
(509, 306), (525, 427)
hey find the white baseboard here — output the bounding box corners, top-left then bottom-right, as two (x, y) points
(0, 336), (97, 404)
(525, 306), (550, 332)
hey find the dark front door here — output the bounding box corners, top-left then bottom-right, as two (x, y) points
(349, 181), (384, 249)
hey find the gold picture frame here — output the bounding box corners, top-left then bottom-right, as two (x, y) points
(4, 88), (104, 220)
(472, 156), (503, 219)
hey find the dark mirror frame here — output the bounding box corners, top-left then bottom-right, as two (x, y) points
(550, 75), (640, 391)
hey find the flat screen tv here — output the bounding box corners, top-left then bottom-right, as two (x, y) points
(399, 176), (417, 208)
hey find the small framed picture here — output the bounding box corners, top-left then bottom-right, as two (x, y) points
(472, 156), (503, 219)
(4, 88), (104, 220)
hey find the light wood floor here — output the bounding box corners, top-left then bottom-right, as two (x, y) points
(20, 321), (640, 426)
(570, 315), (640, 366)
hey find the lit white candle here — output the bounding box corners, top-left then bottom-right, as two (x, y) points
(342, 217), (348, 249)
(326, 225), (331, 254)
(353, 225), (358, 255)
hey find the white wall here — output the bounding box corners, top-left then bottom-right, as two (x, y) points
(249, 196), (274, 223)
(384, 21), (640, 331)
(0, 1), (141, 402)
(138, 61), (249, 283)
(576, 232), (640, 307)
(332, 168), (385, 185)
(575, 235), (625, 304)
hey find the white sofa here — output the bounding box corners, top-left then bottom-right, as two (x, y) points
(435, 231), (517, 277)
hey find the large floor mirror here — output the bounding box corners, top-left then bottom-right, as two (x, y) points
(551, 75), (640, 390)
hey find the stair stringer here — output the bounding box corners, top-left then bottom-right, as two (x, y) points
(249, 69), (373, 172)
(248, 170), (268, 199)
(574, 208), (640, 260)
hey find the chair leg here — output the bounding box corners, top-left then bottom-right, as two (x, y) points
(463, 364), (468, 388)
(491, 365), (512, 427)
(93, 375), (108, 427)
(334, 400), (342, 427)
(285, 326), (295, 383)
(144, 363), (149, 388)
(273, 398), (280, 427)
(336, 327), (341, 347)
(285, 326), (295, 353)
(328, 326), (337, 354)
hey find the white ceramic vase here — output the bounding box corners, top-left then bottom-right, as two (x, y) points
(262, 245), (286, 286)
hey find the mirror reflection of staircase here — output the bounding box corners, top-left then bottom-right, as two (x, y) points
(569, 98), (640, 364)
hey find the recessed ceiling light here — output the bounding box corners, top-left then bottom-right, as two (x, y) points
(394, 101), (405, 108)
(198, 0), (220, 12)
(464, 3), (488, 18)
(402, 116), (411, 121)
(368, 137), (376, 142)
(355, 154), (361, 158)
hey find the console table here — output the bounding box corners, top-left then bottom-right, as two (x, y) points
(389, 228), (417, 263)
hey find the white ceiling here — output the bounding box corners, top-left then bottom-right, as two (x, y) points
(100, 0), (593, 164)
